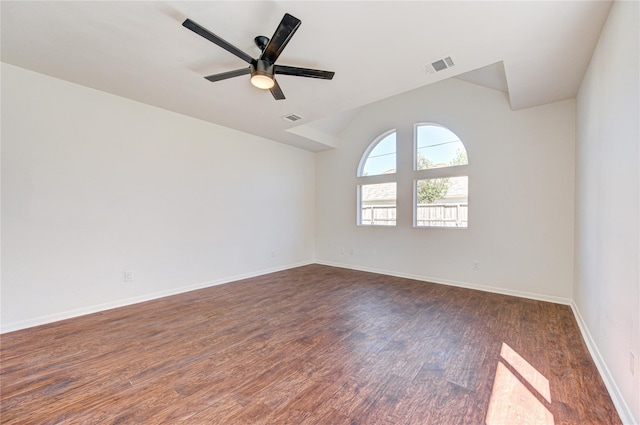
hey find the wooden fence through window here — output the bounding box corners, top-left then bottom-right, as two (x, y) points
(361, 203), (468, 227)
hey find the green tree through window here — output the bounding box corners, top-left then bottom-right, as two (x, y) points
(416, 149), (468, 203)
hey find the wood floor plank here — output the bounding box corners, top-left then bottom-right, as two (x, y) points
(1, 264), (621, 424)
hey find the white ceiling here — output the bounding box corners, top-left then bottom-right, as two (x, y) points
(1, 1), (612, 152)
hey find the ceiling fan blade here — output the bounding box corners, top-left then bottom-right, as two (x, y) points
(183, 18), (254, 64)
(204, 67), (251, 82)
(274, 65), (335, 80)
(260, 13), (301, 64)
(269, 79), (286, 100)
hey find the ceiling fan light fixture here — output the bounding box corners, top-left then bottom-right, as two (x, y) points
(251, 60), (275, 89)
(251, 74), (275, 89)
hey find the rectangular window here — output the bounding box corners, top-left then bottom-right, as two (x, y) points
(415, 176), (468, 228)
(359, 183), (397, 226)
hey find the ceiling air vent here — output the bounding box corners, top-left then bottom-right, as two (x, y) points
(282, 114), (303, 122)
(425, 55), (455, 74)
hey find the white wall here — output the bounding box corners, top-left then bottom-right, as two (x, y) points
(1, 63), (316, 332)
(315, 77), (576, 302)
(574, 0), (640, 423)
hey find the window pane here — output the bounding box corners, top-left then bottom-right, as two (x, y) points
(416, 125), (468, 170)
(415, 176), (468, 228)
(360, 132), (396, 176)
(359, 183), (396, 226)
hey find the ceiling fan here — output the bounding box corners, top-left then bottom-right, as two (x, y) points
(182, 13), (335, 100)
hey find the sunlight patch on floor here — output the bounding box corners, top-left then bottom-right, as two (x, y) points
(485, 343), (554, 425)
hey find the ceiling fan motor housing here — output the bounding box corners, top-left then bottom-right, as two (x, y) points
(253, 60), (274, 78)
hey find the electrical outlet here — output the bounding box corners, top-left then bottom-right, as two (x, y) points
(472, 261), (480, 271)
(631, 351), (636, 376)
(124, 271), (134, 282)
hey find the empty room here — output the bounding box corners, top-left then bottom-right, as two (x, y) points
(1, 1), (638, 424)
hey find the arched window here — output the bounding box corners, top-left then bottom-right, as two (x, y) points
(356, 124), (469, 228)
(357, 130), (397, 226)
(358, 130), (396, 177)
(414, 124), (469, 228)
(415, 124), (468, 170)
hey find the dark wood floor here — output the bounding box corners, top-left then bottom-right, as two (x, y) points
(1, 264), (620, 424)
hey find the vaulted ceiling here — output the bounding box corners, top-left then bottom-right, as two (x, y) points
(1, 1), (612, 151)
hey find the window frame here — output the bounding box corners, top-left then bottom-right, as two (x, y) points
(356, 123), (470, 229)
(412, 123), (469, 229)
(358, 182), (398, 226)
(356, 129), (398, 226)
(413, 123), (468, 172)
(413, 175), (469, 228)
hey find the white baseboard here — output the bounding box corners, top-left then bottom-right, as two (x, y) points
(570, 301), (636, 425)
(0, 260), (313, 334)
(315, 260), (572, 305)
